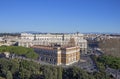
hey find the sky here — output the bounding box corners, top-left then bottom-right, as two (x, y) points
(0, 0), (120, 33)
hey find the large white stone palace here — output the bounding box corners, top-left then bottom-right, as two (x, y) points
(18, 32), (87, 54)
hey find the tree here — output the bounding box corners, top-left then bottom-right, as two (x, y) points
(6, 71), (13, 79)
(52, 67), (57, 79)
(0, 46), (39, 59)
(0, 76), (5, 79)
(96, 55), (120, 69)
(19, 68), (31, 79)
(63, 66), (94, 79)
(99, 39), (120, 57)
(42, 65), (53, 79)
(57, 67), (62, 79)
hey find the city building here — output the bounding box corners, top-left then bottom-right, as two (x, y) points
(0, 36), (19, 46)
(31, 45), (80, 65)
(18, 32), (87, 54)
(0, 37), (4, 46)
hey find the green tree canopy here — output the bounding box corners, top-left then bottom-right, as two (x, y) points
(0, 46), (38, 59)
(6, 71), (13, 79)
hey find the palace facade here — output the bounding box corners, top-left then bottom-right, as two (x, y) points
(18, 33), (87, 54)
(31, 45), (80, 65)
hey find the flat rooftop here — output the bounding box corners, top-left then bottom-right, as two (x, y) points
(31, 45), (80, 50)
(31, 45), (56, 50)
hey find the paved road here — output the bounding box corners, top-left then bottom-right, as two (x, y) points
(106, 67), (120, 79)
(73, 54), (98, 72)
(11, 55), (54, 66)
